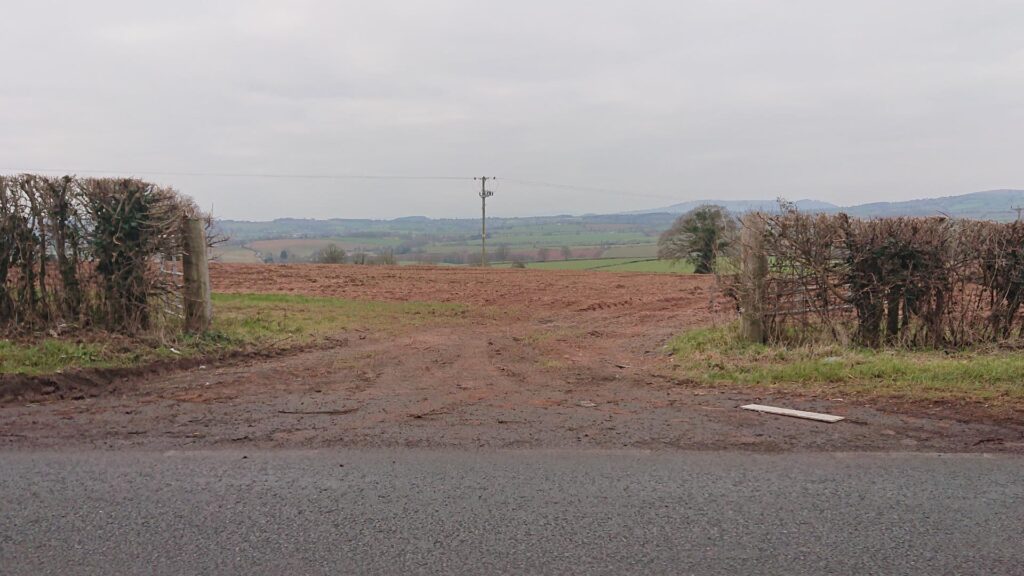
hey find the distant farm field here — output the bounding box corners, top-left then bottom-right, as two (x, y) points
(496, 257), (694, 273)
(228, 233), (662, 265)
(211, 245), (262, 264)
(248, 237), (404, 259)
(599, 244), (659, 258)
(420, 234), (654, 255)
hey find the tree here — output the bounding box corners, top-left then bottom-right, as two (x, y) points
(561, 246), (572, 260)
(279, 249), (289, 261)
(494, 243), (510, 262)
(313, 243), (347, 264)
(657, 205), (736, 274)
(537, 247), (550, 262)
(376, 249), (396, 265)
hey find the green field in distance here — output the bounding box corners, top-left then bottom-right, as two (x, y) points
(493, 257), (693, 273)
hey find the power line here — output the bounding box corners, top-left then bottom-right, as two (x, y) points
(2, 166), (682, 202)
(0, 167), (473, 182)
(500, 178), (680, 200)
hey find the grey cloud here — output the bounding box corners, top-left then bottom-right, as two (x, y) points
(3, 0), (1023, 219)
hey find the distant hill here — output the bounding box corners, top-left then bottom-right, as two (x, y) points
(632, 189), (1024, 221)
(214, 189), (1024, 246)
(841, 189), (1024, 220)
(626, 199), (838, 215)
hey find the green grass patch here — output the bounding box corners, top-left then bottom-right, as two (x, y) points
(0, 340), (121, 375)
(0, 293), (466, 376)
(595, 259), (694, 273)
(668, 324), (1024, 404)
(600, 244), (659, 258)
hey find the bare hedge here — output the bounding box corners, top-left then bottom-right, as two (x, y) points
(740, 209), (1024, 348)
(0, 175), (206, 334)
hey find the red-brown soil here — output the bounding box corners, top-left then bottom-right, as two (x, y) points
(2, 264), (1022, 452)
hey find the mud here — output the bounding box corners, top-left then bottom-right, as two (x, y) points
(2, 264), (1022, 452)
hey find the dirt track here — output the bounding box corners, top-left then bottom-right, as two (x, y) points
(2, 264), (1023, 452)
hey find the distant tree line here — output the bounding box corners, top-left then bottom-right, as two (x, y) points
(309, 244), (397, 266)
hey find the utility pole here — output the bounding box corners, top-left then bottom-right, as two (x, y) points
(475, 177), (495, 266)
(1013, 206), (1024, 222)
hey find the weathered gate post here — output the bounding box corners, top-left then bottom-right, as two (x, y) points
(182, 218), (212, 332)
(740, 213), (768, 344)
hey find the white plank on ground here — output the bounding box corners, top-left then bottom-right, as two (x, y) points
(740, 404), (845, 423)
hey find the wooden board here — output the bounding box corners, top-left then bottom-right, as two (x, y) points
(740, 404), (845, 423)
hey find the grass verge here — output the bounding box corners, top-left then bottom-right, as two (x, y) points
(667, 324), (1024, 406)
(0, 293), (466, 376)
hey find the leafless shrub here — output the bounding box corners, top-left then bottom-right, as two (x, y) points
(376, 248), (396, 265)
(734, 206), (1024, 348)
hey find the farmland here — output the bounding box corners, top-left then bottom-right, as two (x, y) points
(496, 257), (693, 273)
(212, 214), (668, 264)
(3, 263), (1022, 454)
(0, 294), (463, 376)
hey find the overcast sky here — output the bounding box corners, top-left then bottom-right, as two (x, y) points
(3, 1), (1023, 220)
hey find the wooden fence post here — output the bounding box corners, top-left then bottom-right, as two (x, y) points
(182, 218), (212, 332)
(740, 213), (768, 344)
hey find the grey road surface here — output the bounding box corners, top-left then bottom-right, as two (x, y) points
(1, 450), (1022, 575)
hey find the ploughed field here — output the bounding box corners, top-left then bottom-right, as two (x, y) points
(2, 263), (1022, 452)
(211, 263), (718, 320)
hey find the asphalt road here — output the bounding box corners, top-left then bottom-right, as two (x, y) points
(1, 450), (1022, 575)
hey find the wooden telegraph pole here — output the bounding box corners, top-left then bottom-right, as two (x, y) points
(476, 177), (495, 266)
(182, 217), (212, 332)
(740, 213), (768, 343)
